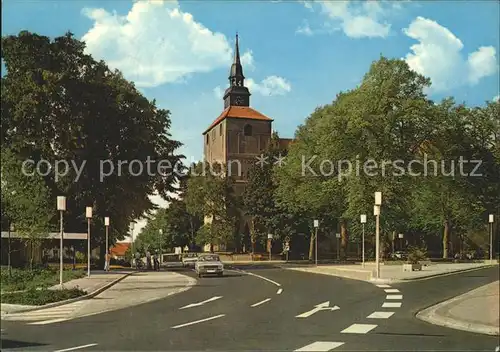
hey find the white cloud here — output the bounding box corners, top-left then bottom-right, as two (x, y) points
(213, 86), (224, 99)
(82, 0), (238, 88)
(213, 76), (292, 99)
(296, 20), (314, 36)
(299, 0), (394, 38)
(403, 17), (498, 92)
(241, 50), (255, 71)
(247, 76), (292, 96)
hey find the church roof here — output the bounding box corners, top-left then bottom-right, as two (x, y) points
(203, 106), (273, 134)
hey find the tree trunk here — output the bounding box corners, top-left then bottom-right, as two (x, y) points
(340, 220), (347, 259)
(308, 229), (315, 261)
(443, 220), (449, 259)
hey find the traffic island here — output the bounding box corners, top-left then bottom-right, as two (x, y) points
(416, 281), (499, 336)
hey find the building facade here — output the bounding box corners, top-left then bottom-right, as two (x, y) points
(202, 34), (290, 252)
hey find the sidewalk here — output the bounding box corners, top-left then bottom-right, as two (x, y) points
(1, 271), (196, 322)
(1, 270), (132, 314)
(417, 281), (499, 336)
(285, 262), (496, 283)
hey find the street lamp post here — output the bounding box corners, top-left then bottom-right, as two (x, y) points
(86, 207), (92, 277)
(374, 191), (382, 280)
(398, 233), (404, 252)
(57, 196), (66, 287)
(313, 220), (319, 266)
(360, 214), (367, 267)
(267, 234), (273, 261)
(336, 233), (341, 261)
(8, 222), (14, 278)
(104, 217), (110, 272)
(489, 214), (495, 262)
(158, 229), (163, 264)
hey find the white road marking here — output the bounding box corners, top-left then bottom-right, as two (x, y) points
(376, 284), (391, 288)
(230, 269), (281, 287)
(296, 301), (340, 318)
(28, 318), (69, 325)
(53, 343), (98, 352)
(295, 341), (345, 351)
(277, 288), (283, 295)
(382, 302), (402, 308)
(367, 311), (395, 319)
(341, 323), (378, 334)
(171, 314), (225, 329)
(251, 298), (271, 307)
(179, 296), (222, 309)
(384, 288), (400, 293)
(386, 294), (403, 300)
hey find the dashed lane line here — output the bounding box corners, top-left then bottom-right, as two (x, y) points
(171, 314), (225, 329)
(229, 269), (282, 287)
(384, 288), (400, 293)
(341, 323), (378, 334)
(53, 343), (98, 352)
(385, 294), (403, 300)
(376, 284), (391, 288)
(382, 302), (402, 308)
(294, 341), (345, 351)
(367, 311), (395, 319)
(277, 288), (283, 295)
(251, 298), (271, 307)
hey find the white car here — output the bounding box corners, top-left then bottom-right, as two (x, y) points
(195, 254), (224, 278)
(161, 253), (183, 270)
(182, 253), (199, 268)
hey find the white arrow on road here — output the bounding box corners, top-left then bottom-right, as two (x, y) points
(179, 296), (222, 310)
(295, 301), (340, 318)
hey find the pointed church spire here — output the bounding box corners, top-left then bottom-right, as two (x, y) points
(234, 32), (241, 65)
(229, 33), (244, 87)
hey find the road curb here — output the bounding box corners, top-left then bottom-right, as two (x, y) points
(1, 271), (134, 315)
(416, 281), (499, 336)
(285, 264), (496, 284)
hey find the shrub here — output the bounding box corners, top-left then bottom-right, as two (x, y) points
(406, 245), (428, 264)
(1, 287), (87, 305)
(0, 267), (85, 292)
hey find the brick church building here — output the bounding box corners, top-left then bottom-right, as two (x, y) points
(202, 34), (291, 252)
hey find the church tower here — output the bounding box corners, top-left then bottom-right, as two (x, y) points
(203, 33), (273, 196)
(223, 34), (251, 109)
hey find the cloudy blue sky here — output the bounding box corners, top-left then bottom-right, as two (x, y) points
(3, 0), (499, 237)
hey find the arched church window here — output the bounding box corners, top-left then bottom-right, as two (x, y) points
(244, 124), (252, 136)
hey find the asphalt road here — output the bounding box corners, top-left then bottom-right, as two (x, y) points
(1, 265), (498, 352)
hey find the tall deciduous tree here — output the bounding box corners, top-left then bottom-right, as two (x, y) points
(1, 31), (182, 261)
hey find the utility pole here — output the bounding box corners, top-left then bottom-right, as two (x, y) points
(360, 215), (366, 268)
(374, 191), (382, 280)
(57, 196), (66, 287)
(313, 220), (319, 266)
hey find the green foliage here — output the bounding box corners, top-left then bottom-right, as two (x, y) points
(185, 162), (239, 249)
(0, 267), (85, 292)
(406, 245), (428, 264)
(1, 287), (86, 305)
(1, 31), (182, 253)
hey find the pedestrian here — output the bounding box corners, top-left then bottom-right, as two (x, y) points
(104, 250), (110, 272)
(154, 251), (160, 271)
(146, 250), (152, 270)
(152, 252), (158, 271)
(135, 251), (141, 269)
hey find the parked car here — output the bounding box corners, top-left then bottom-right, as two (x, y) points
(391, 251), (407, 260)
(161, 253), (184, 270)
(195, 254), (224, 278)
(182, 252), (199, 268)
